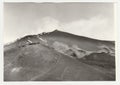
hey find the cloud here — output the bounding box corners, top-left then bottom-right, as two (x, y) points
(35, 17), (60, 33)
(35, 16), (114, 40)
(61, 15), (114, 40)
(4, 16), (114, 44)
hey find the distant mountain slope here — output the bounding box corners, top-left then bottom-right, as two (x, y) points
(5, 30), (115, 53)
(4, 30), (115, 81)
(39, 30), (115, 51)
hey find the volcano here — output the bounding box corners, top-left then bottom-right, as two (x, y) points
(4, 30), (115, 81)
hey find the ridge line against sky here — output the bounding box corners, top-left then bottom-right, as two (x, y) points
(4, 2), (115, 44)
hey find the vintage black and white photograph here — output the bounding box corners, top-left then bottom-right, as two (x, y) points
(4, 2), (115, 81)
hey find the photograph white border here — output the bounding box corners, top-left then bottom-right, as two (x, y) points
(0, 0), (120, 85)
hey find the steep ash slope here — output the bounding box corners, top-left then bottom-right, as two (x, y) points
(4, 43), (115, 81)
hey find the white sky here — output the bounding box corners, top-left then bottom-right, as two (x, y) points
(4, 2), (115, 44)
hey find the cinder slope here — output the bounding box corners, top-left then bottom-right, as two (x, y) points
(4, 43), (114, 81)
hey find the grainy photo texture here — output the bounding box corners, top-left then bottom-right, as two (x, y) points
(4, 2), (115, 81)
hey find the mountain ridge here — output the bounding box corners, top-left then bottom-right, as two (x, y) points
(4, 29), (115, 81)
(5, 29), (115, 46)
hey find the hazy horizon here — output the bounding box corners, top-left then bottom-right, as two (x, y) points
(4, 2), (115, 44)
